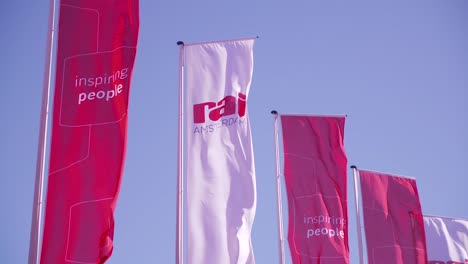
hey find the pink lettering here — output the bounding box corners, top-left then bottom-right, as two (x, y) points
(193, 92), (247, 123)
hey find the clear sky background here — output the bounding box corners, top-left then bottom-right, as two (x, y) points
(1, 0), (467, 263)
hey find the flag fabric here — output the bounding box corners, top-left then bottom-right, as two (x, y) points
(424, 215), (468, 264)
(281, 115), (349, 264)
(40, 1), (139, 263)
(359, 170), (427, 264)
(185, 38), (257, 264)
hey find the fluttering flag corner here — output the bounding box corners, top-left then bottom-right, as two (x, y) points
(424, 215), (468, 264)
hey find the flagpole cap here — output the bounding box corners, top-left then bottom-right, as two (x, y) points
(177, 41), (184, 46)
(271, 110), (278, 115)
(350, 165), (358, 169)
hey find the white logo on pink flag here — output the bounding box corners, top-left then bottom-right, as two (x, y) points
(281, 115), (349, 264)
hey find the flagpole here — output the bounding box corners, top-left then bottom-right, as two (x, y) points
(351, 165), (364, 264)
(28, 0), (56, 263)
(176, 40), (185, 264)
(271, 110), (286, 264)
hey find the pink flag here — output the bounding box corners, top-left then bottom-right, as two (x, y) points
(281, 115), (349, 264)
(359, 170), (427, 264)
(40, 1), (139, 263)
(185, 38), (257, 264)
(424, 215), (468, 264)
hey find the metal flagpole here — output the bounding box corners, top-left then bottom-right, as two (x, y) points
(351, 165), (364, 264)
(176, 41), (185, 264)
(28, 0), (57, 263)
(271, 110), (286, 264)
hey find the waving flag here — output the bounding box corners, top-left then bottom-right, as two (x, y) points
(359, 170), (427, 264)
(40, 1), (139, 263)
(424, 215), (468, 264)
(281, 115), (349, 264)
(185, 38), (257, 264)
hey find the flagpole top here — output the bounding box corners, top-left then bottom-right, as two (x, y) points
(177, 41), (184, 46)
(350, 165), (358, 169)
(271, 110), (278, 115)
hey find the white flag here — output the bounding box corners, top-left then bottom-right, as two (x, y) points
(185, 38), (257, 264)
(424, 215), (468, 264)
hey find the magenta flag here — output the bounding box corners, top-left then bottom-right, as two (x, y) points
(281, 115), (349, 264)
(359, 170), (427, 264)
(40, 1), (139, 263)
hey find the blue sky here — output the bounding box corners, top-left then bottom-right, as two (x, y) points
(1, 0), (467, 263)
